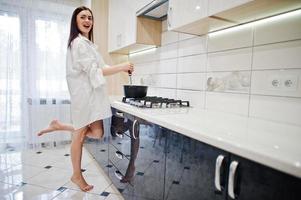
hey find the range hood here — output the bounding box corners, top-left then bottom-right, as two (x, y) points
(136, 0), (168, 20)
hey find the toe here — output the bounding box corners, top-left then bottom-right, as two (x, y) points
(84, 185), (93, 192)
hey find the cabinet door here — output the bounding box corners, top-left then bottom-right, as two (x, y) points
(123, 124), (166, 200)
(228, 155), (301, 200)
(165, 130), (228, 200)
(168, 0), (208, 30)
(208, 0), (253, 16)
(108, 0), (137, 52)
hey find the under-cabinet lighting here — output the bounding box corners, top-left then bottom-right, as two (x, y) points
(209, 9), (301, 37)
(129, 46), (157, 57)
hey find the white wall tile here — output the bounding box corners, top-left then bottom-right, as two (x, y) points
(207, 47), (252, 71)
(208, 25), (253, 52)
(205, 92), (249, 116)
(177, 54), (207, 73)
(132, 74), (156, 86)
(251, 69), (301, 98)
(147, 87), (158, 96)
(177, 73), (206, 91)
(130, 11), (301, 126)
(156, 58), (177, 74)
(207, 71), (250, 93)
(178, 36), (207, 56)
(134, 62), (157, 75)
(254, 10), (301, 45)
(153, 74), (177, 88)
(158, 43), (178, 60)
(177, 90), (205, 109)
(252, 40), (301, 70)
(161, 31), (178, 46)
(249, 95), (301, 126)
(129, 48), (158, 63)
(156, 88), (177, 99)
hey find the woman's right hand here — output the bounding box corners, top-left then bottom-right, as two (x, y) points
(118, 62), (134, 73)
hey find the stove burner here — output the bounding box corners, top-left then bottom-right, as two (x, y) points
(122, 96), (190, 108)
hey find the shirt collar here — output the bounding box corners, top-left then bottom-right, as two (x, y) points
(78, 33), (98, 49)
(78, 33), (91, 42)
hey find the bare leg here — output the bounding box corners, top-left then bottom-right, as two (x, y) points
(70, 127), (94, 192)
(37, 119), (75, 136)
(86, 120), (104, 139)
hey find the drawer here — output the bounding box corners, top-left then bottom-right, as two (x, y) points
(109, 144), (130, 175)
(110, 133), (131, 156)
(107, 161), (129, 190)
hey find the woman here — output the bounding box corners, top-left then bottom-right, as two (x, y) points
(37, 6), (133, 192)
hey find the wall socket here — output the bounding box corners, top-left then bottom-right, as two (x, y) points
(268, 75), (298, 91)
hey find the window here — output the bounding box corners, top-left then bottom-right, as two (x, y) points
(0, 12), (21, 133)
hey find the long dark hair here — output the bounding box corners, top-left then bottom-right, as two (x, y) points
(67, 6), (94, 48)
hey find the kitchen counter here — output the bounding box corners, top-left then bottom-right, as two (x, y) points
(110, 96), (301, 178)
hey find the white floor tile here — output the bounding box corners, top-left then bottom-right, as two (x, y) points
(21, 151), (63, 168)
(83, 160), (106, 174)
(52, 188), (106, 200)
(0, 182), (61, 200)
(0, 144), (123, 199)
(0, 164), (47, 185)
(0, 152), (24, 166)
(105, 193), (125, 200)
(26, 167), (72, 190)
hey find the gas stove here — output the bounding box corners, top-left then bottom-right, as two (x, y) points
(122, 96), (190, 108)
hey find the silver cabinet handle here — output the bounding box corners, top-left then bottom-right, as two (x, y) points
(167, 6), (172, 28)
(114, 170), (123, 180)
(215, 155), (225, 192)
(115, 151), (124, 159)
(132, 119), (138, 139)
(116, 111), (124, 117)
(228, 161), (239, 199)
(116, 133), (124, 138)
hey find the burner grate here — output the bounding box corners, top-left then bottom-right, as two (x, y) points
(122, 96), (190, 108)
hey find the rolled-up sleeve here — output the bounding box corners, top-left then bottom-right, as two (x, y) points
(72, 39), (106, 89)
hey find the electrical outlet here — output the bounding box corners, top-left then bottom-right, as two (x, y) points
(282, 75), (298, 91)
(268, 76), (282, 90)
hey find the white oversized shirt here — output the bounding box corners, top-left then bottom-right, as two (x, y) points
(66, 34), (112, 130)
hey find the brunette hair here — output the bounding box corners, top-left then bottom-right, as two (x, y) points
(67, 6), (94, 48)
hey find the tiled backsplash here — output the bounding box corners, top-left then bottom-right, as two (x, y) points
(129, 10), (301, 126)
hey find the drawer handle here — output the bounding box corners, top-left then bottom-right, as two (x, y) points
(116, 111), (124, 117)
(115, 151), (124, 159)
(116, 133), (123, 138)
(114, 170), (123, 180)
(228, 161), (239, 199)
(132, 119), (138, 139)
(215, 155), (225, 192)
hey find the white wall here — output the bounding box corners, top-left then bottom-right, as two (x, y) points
(129, 11), (301, 126)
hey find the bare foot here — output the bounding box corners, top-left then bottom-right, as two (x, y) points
(71, 175), (94, 192)
(37, 119), (63, 136)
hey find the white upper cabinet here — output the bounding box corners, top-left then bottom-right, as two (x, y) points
(167, 0), (208, 31)
(167, 0), (301, 36)
(208, 0), (253, 16)
(108, 0), (162, 54)
(108, 0), (136, 52)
